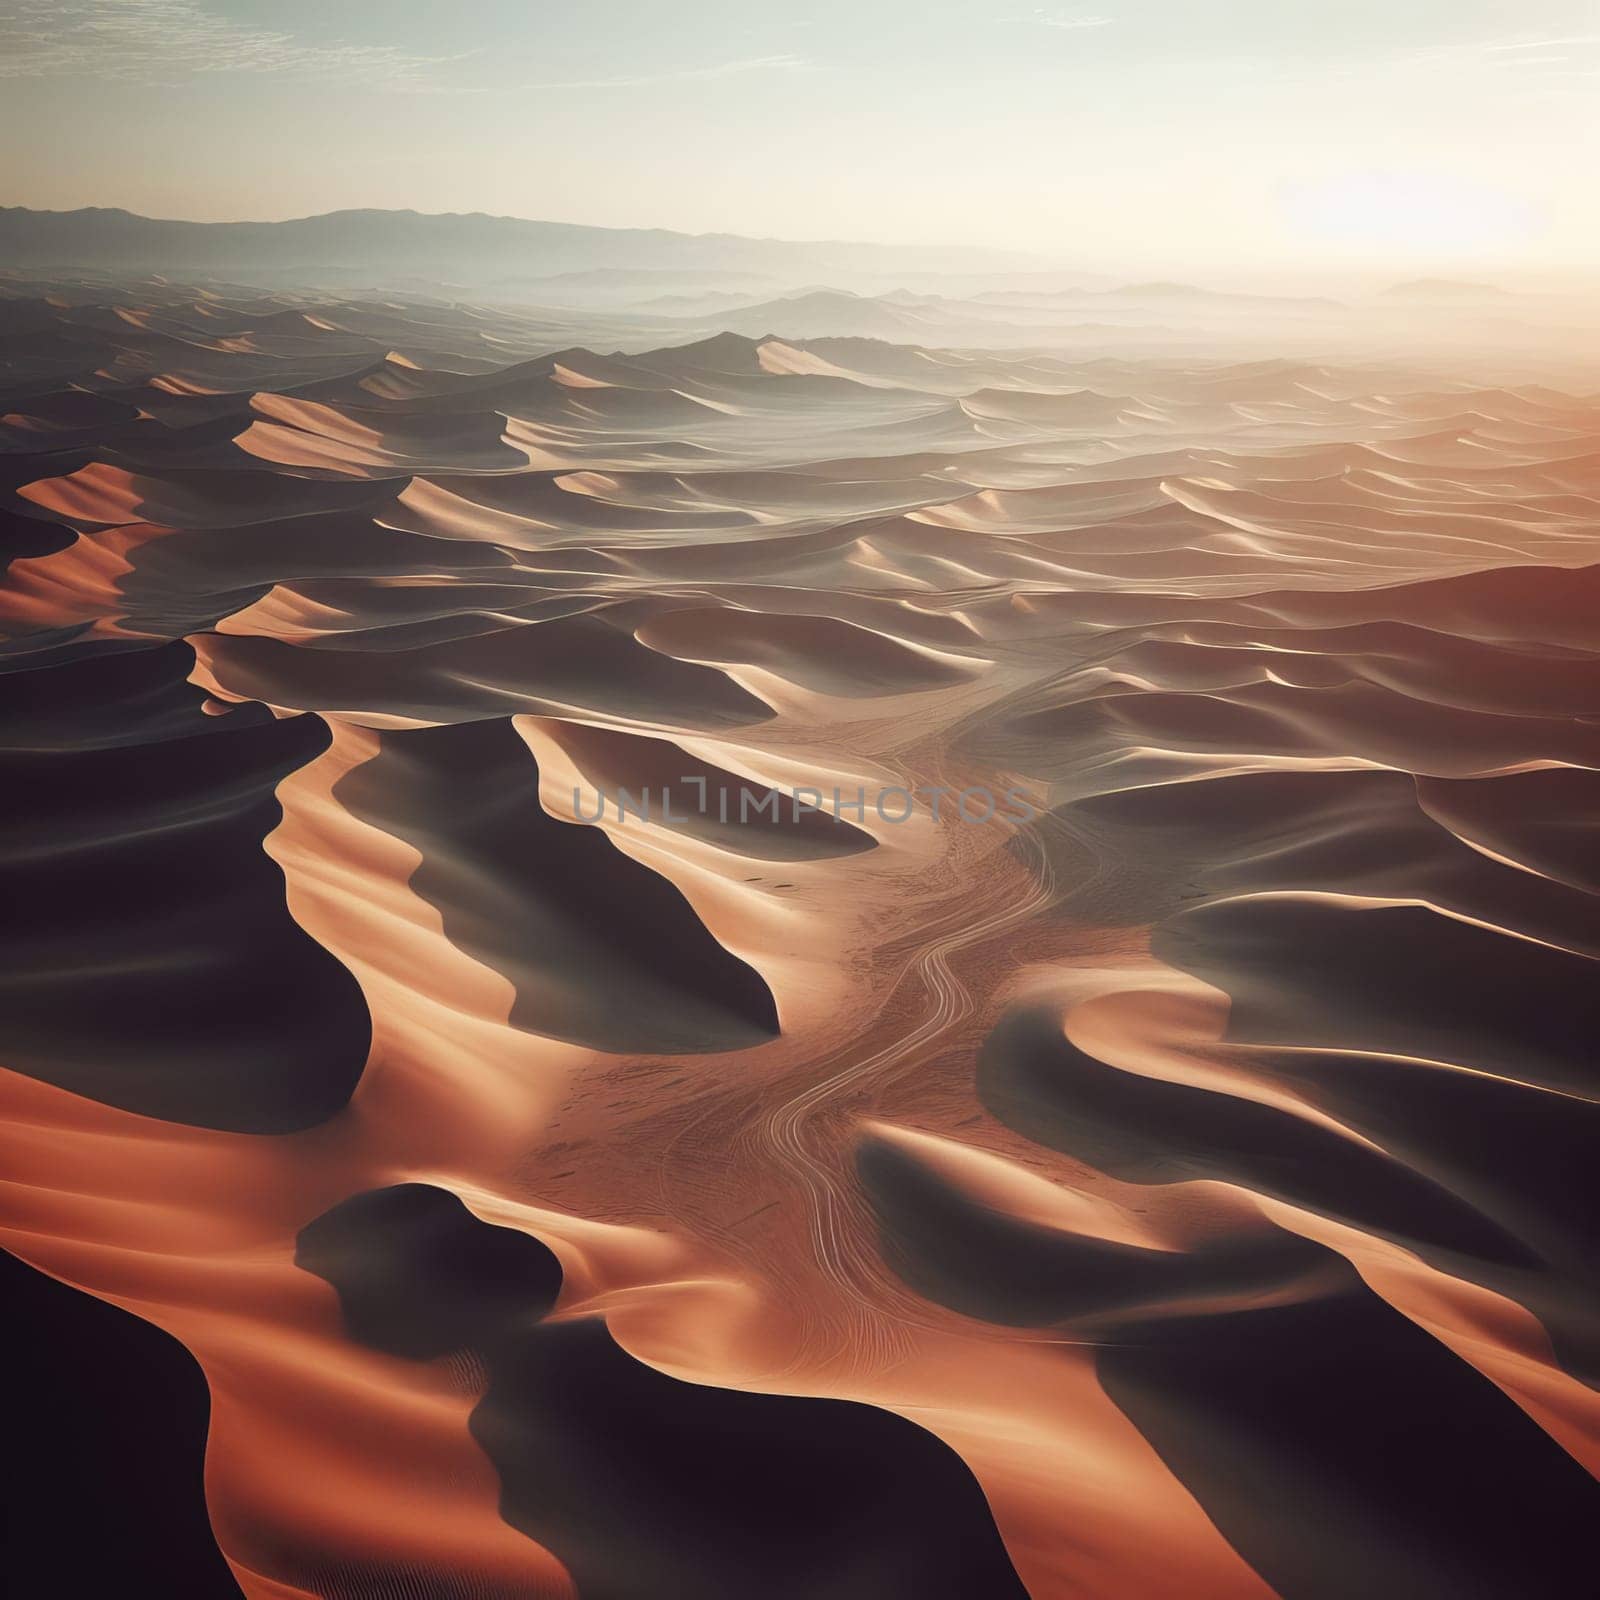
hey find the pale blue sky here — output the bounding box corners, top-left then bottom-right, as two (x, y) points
(3, 0), (1597, 274)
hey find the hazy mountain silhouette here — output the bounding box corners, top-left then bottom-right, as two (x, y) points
(1383, 278), (1512, 300)
(0, 205), (1044, 286)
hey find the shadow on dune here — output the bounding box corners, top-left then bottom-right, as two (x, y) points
(1158, 894), (1600, 1096)
(0, 499), (74, 564)
(636, 606), (978, 697)
(0, 638), (370, 1132)
(3, 1244), (242, 1598)
(298, 1183), (1029, 1600)
(857, 1125), (1329, 1328)
(976, 1004), (1534, 1269)
(201, 610), (775, 729)
(296, 1183), (564, 1359)
(532, 717), (876, 861)
(1099, 1262), (1600, 1600)
(943, 1002), (1600, 1598)
(334, 717), (780, 1053)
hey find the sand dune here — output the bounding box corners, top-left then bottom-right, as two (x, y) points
(4, 280), (1599, 1598)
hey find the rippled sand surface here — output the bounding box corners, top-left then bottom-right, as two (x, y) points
(5, 285), (1599, 1598)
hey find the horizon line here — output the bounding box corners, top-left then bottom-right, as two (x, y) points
(0, 200), (1060, 264)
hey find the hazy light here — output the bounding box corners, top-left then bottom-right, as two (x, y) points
(1278, 171), (1541, 258)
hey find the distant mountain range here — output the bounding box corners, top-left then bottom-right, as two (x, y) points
(1382, 278), (1513, 301)
(0, 206), (1047, 287)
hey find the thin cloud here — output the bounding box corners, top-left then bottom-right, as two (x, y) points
(521, 53), (809, 92)
(1032, 10), (1113, 29)
(1475, 36), (1600, 52)
(0, 0), (473, 90)
(1412, 32), (1600, 71)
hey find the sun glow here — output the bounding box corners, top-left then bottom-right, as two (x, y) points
(1278, 170), (1541, 259)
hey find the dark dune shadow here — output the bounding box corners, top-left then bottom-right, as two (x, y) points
(1255, 1037), (1600, 1379)
(480, 1317), (1029, 1600)
(112, 508), (516, 639)
(297, 1182), (1030, 1600)
(2, 1245), (242, 1598)
(202, 610), (774, 728)
(536, 717), (876, 861)
(637, 606), (976, 697)
(1419, 767), (1600, 897)
(1157, 895), (1599, 1095)
(1247, 558), (1600, 650)
(1100, 1257), (1600, 1600)
(0, 639), (370, 1131)
(334, 717), (780, 1052)
(23, 462), (400, 530)
(977, 1004), (1534, 1270)
(0, 500), (74, 564)
(1061, 767), (1600, 953)
(857, 1127), (1326, 1328)
(296, 1183), (564, 1359)
(1009, 679), (1600, 775)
